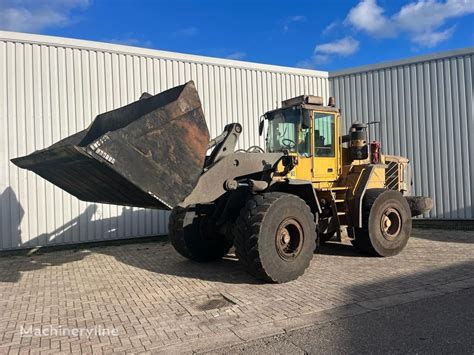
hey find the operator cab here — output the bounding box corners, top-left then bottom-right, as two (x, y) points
(260, 95), (340, 182)
(261, 95), (338, 156)
(264, 106), (311, 156)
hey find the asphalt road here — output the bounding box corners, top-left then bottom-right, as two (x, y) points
(213, 287), (474, 354)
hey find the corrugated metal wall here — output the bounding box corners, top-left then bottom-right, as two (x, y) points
(329, 48), (474, 219)
(0, 31), (329, 250)
(1, 31), (471, 250)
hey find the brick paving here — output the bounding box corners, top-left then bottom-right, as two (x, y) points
(0, 228), (473, 354)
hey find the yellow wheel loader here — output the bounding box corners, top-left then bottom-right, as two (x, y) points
(12, 81), (432, 283)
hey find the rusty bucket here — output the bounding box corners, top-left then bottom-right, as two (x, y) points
(11, 81), (209, 209)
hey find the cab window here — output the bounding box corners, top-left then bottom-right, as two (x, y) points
(266, 108), (310, 156)
(314, 112), (335, 157)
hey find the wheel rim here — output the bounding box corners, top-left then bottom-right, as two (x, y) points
(380, 207), (402, 241)
(275, 218), (304, 261)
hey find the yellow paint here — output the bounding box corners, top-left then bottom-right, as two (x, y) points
(312, 110), (340, 182)
(284, 109), (341, 184)
(366, 165), (385, 189)
(293, 155), (313, 181)
(279, 109), (389, 194)
(269, 106), (414, 231)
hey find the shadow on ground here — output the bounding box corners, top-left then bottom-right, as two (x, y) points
(0, 203), (472, 284)
(219, 261), (474, 354)
(411, 228), (474, 244)
(303, 260), (474, 353)
(1, 232), (372, 285)
(0, 239), (262, 285)
(318, 242), (367, 257)
(0, 194), (363, 284)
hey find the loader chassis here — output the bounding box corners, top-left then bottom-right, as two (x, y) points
(12, 81), (433, 283)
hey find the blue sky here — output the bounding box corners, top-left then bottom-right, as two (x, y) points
(0, 0), (473, 71)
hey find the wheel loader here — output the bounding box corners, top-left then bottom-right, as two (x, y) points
(12, 81), (433, 283)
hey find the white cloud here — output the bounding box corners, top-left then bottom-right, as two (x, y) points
(411, 26), (456, 47)
(346, 0), (395, 37)
(297, 37), (359, 68)
(296, 59), (312, 69)
(394, 0), (473, 33)
(345, 0), (474, 47)
(0, 0), (90, 32)
(283, 15), (306, 32)
(297, 54), (331, 69)
(315, 37), (360, 56)
(225, 52), (247, 60)
(322, 21), (340, 36)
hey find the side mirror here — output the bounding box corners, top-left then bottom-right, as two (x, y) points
(302, 110), (311, 129)
(259, 118), (265, 136)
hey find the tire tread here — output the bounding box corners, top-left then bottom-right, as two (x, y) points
(352, 189), (411, 256)
(234, 192), (316, 283)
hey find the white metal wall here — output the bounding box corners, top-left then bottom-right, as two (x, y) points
(0, 31), (329, 250)
(330, 48), (474, 219)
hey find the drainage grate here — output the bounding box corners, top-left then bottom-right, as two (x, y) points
(195, 295), (235, 311)
(181, 293), (237, 315)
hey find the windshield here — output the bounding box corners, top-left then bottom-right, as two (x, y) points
(265, 108), (310, 156)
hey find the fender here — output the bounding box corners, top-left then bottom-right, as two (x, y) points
(269, 179), (321, 216)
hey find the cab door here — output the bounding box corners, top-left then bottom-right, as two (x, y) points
(312, 111), (338, 181)
(291, 124), (313, 181)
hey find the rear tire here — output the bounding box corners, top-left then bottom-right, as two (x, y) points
(351, 189), (412, 256)
(234, 192), (317, 283)
(168, 207), (192, 259)
(168, 206), (232, 262)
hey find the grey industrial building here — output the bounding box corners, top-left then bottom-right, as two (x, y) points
(0, 31), (472, 250)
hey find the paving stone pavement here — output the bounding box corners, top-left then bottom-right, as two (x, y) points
(0, 228), (473, 354)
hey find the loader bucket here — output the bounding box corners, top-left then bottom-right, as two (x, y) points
(11, 81), (210, 210)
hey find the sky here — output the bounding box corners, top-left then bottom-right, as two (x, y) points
(0, 0), (473, 71)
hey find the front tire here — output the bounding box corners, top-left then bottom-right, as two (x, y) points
(168, 206), (232, 262)
(352, 189), (412, 256)
(234, 192), (317, 283)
